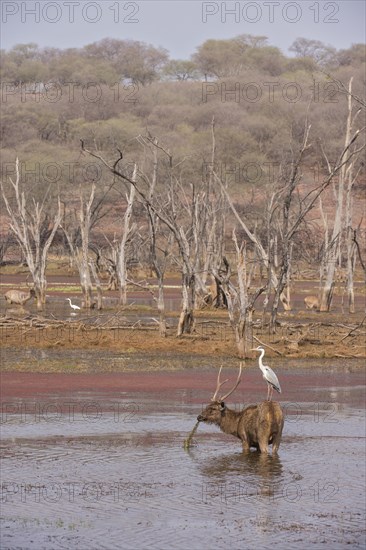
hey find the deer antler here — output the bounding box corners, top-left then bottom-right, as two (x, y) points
(211, 365), (229, 401)
(211, 364), (242, 402)
(221, 364), (242, 401)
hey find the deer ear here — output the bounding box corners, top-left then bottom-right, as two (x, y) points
(220, 401), (226, 411)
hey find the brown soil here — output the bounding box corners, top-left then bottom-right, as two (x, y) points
(1, 314), (365, 371)
(1, 271), (365, 371)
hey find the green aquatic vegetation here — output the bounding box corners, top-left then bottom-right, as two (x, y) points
(47, 286), (82, 292)
(183, 420), (200, 450)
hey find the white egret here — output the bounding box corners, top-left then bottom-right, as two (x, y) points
(252, 346), (281, 401)
(66, 298), (80, 311)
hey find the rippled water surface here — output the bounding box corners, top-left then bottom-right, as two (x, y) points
(1, 360), (365, 549)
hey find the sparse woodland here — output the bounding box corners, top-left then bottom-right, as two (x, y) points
(1, 36), (365, 357)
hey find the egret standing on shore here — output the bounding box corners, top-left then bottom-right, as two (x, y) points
(66, 298), (80, 312)
(252, 345), (281, 401)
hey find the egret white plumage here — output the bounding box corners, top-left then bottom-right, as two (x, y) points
(66, 298), (80, 311)
(252, 345), (281, 401)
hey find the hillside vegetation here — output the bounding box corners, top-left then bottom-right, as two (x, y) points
(1, 35), (365, 355)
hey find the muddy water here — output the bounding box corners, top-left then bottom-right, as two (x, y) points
(1, 360), (365, 549)
(1, 277), (365, 320)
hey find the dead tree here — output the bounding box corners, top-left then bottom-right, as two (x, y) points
(102, 235), (120, 291)
(212, 232), (265, 358)
(61, 172), (113, 308)
(1, 158), (61, 310)
(63, 185), (96, 308)
(0, 232), (13, 265)
(173, 179), (225, 334)
(89, 260), (103, 310)
(117, 167), (136, 305)
(269, 125), (312, 330)
(344, 165), (363, 313)
(319, 78), (364, 311)
(216, 112), (364, 331)
(198, 116), (228, 309)
(136, 136), (174, 335)
(81, 140), (202, 336)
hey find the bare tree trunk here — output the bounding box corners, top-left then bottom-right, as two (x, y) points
(0, 232), (12, 266)
(195, 117), (227, 310)
(118, 175), (136, 306)
(156, 279), (167, 336)
(177, 268), (195, 336)
(270, 125), (313, 330)
(142, 141), (170, 336)
(319, 238), (340, 312)
(320, 78), (354, 311)
(79, 186), (95, 308)
(213, 233), (263, 358)
(272, 234), (279, 268)
(62, 185), (97, 309)
(346, 232), (355, 313)
(147, 209), (171, 338)
(346, 224), (357, 314)
(344, 158), (360, 313)
(175, 216), (200, 336)
(234, 237), (252, 357)
(318, 196), (329, 303)
(79, 254), (93, 308)
(148, 217), (172, 337)
(34, 274), (47, 311)
(89, 260), (103, 310)
(283, 245), (293, 311)
(1, 158), (61, 311)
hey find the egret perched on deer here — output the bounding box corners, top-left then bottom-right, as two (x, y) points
(66, 298), (80, 312)
(196, 363), (284, 454)
(252, 346), (281, 401)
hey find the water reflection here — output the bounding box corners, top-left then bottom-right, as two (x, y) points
(198, 451), (283, 484)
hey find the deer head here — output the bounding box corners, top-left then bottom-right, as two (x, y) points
(26, 279), (36, 297)
(197, 365), (242, 424)
(195, 363), (284, 454)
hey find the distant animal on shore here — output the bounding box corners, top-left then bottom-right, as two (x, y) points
(304, 296), (319, 310)
(4, 288), (35, 306)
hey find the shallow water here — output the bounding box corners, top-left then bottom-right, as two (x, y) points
(1, 281), (365, 326)
(1, 362), (365, 549)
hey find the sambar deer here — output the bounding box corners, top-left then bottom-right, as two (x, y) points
(4, 288), (35, 306)
(197, 365), (284, 454)
(304, 295), (319, 310)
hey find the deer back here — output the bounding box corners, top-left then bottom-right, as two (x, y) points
(4, 289), (34, 305)
(238, 401), (284, 443)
